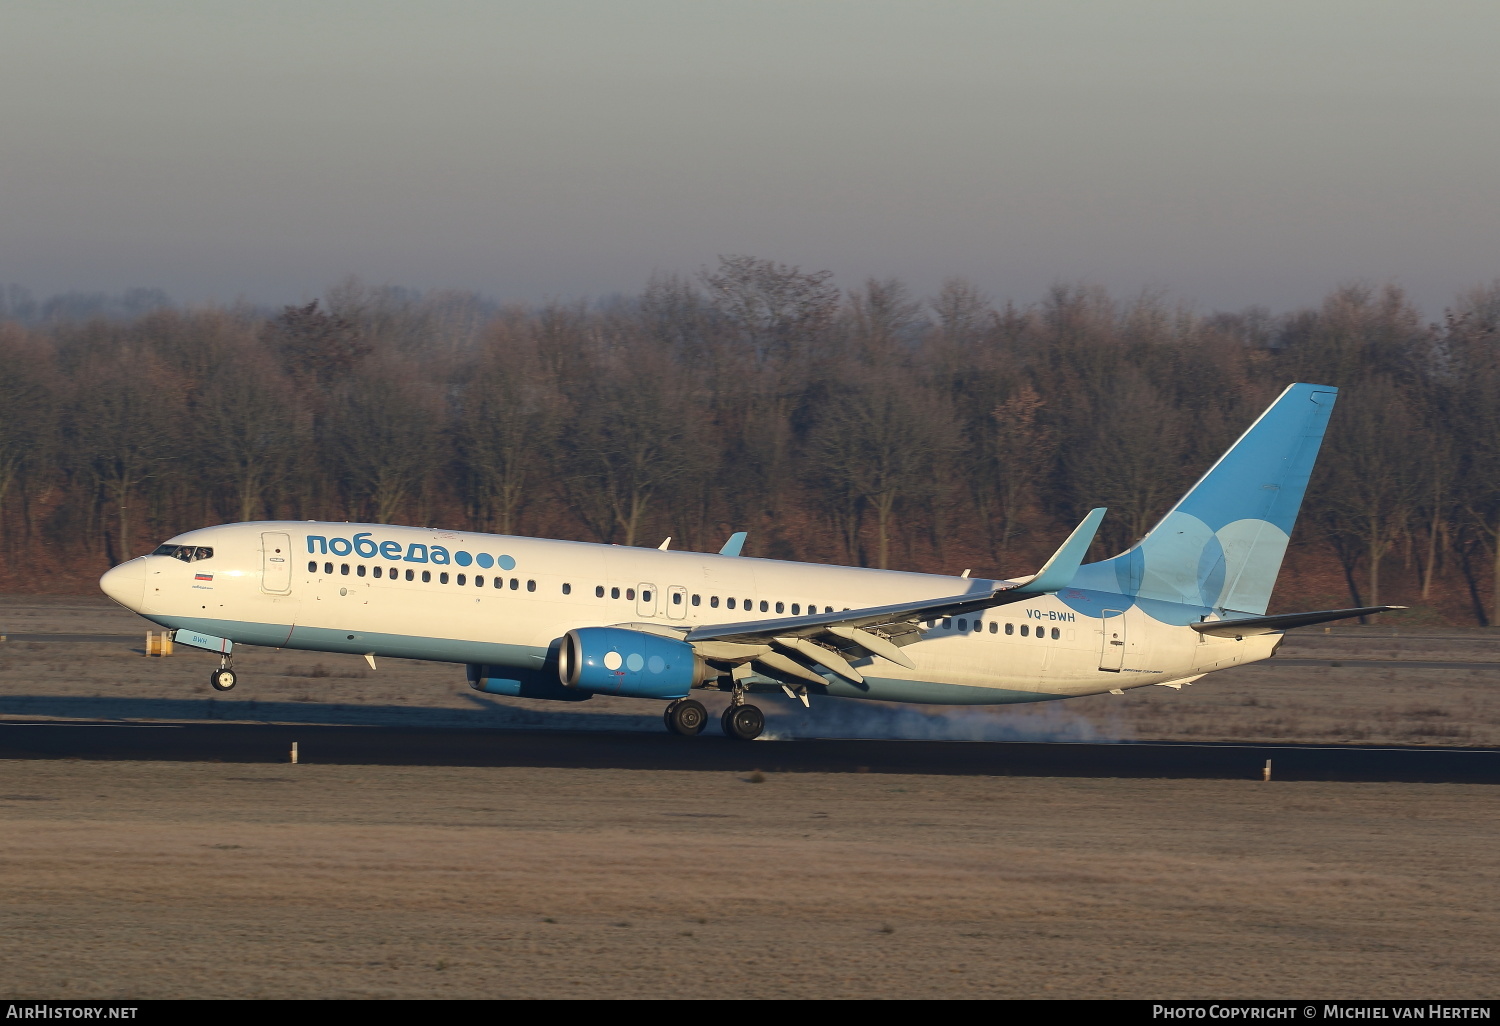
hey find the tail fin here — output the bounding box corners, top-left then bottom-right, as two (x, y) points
(1081, 383), (1338, 617)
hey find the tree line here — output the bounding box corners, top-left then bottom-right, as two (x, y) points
(2, 260), (1499, 623)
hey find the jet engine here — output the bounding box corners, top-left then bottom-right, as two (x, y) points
(560, 627), (707, 699)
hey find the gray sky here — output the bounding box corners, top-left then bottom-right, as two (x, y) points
(3, 1), (1498, 314)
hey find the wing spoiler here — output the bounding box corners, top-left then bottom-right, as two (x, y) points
(1191, 605), (1405, 638)
(685, 508), (1107, 646)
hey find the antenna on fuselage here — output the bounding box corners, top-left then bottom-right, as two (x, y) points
(658, 537), (671, 550)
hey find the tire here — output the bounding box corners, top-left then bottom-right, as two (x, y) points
(665, 699), (708, 736)
(722, 703), (765, 741)
(210, 669), (237, 692)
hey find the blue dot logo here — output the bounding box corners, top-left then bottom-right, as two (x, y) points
(454, 551), (473, 567)
(626, 653), (644, 672)
(476, 553), (494, 569)
(497, 554), (516, 571)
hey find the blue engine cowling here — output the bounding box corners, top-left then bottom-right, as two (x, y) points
(560, 627), (703, 699)
(467, 663), (593, 702)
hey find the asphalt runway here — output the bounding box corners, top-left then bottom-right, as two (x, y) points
(1, 721), (1496, 782)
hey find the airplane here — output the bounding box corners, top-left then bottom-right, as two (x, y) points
(99, 382), (1398, 741)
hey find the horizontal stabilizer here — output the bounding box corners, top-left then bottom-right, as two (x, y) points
(1191, 605), (1405, 638)
(1005, 508), (1106, 597)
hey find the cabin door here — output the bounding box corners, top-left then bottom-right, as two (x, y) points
(1098, 611), (1126, 671)
(636, 583), (658, 618)
(261, 532), (293, 594)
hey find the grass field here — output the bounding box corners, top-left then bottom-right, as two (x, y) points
(2, 761), (1496, 999)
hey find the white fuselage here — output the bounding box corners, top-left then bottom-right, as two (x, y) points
(104, 521), (1276, 704)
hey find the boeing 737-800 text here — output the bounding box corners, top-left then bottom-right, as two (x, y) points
(99, 382), (1396, 740)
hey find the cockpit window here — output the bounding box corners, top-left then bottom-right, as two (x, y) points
(151, 544), (213, 562)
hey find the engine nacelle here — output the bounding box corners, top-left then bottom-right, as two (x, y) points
(560, 627), (703, 699)
(467, 663), (592, 702)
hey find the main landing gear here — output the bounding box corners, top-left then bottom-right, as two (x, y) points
(664, 699), (708, 736)
(720, 702), (765, 741)
(663, 695), (766, 740)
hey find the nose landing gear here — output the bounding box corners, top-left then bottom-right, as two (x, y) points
(209, 650), (237, 692)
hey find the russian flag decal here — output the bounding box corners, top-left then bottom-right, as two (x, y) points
(195, 573), (213, 582)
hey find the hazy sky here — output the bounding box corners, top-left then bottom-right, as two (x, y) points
(3, 1), (1498, 314)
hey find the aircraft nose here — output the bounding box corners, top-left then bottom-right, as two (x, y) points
(100, 559), (146, 611)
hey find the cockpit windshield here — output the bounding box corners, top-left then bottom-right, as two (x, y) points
(151, 544), (214, 562)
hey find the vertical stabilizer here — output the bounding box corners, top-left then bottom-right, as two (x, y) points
(1076, 383), (1338, 617)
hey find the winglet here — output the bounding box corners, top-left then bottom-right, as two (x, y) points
(1008, 508), (1106, 597)
(719, 532), (747, 557)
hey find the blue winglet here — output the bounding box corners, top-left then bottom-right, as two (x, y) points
(1009, 508), (1106, 597)
(719, 532), (747, 557)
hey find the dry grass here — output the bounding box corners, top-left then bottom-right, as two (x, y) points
(0, 761), (1496, 999)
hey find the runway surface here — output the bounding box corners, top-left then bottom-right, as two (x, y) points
(1, 721), (1496, 782)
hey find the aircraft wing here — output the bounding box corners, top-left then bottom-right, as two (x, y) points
(678, 509), (1105, 686)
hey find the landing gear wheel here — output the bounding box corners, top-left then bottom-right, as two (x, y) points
(721, 703), (765, 741)
(664, 699), (708, 736)
(210, 669), (237, 692)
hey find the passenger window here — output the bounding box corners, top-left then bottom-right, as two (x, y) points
(673, 592), (683, 605)
(340, 564), (349, 575)
(406, 569), (415, 581)
(527, 580), (536, 592)
(626, 588), (635, 600)
(493, 577), (502, 589)
(422, 570), (432, 583)
(456, 573), (465, 586)
(710, 596), (719, 608)
(760, 600), (769, 612)
(1005, 623), (1013, 635)
(373, 566), (382, 579)
(390, 565), (399, 577)
(958, 619), (967, 631)
(510, 578), (519, 590)
(726, 598), (736, 610)
(1051, 627), (1060, 639)
(775, 602), (784, 614)
(595, 586), (605, 597)
(1020, 624), (1029, 636)
(562, 583), (571, 595)
(357, 565), (366, 578)
(476, 575), (484, 588)
(791, 603), (800, 615)
(691, 594), (700, 606)
(307, 561), (317, 572)
(989, 622), (997, 634)
(641, 589), (651, 602)
(942, 618), (952, 629)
